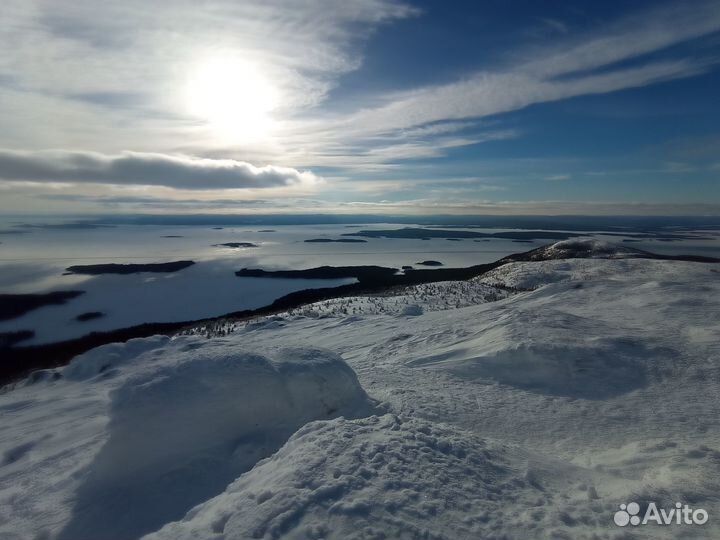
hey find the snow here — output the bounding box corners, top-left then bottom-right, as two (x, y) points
(2, 252), (720, 539)
(399, 303), (423, 316)
(538, 238), (639, 259)
(0, 342), (375, 540)
(144, 414), (557, 540)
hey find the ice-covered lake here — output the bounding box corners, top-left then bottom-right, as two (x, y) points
(1, 219), (719, 344)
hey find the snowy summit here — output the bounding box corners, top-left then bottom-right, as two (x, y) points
(2, 244), (719, 540)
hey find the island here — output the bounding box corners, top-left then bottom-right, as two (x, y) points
(213, 242), (259, 249)
(0, 291), (85, 321)
(65, 261), (195, 275)
(342, 228), (585, 241)
(304, 238), (368, 243)
(236, 265), (398, 282)
(416, 260), (444, 266)
(75, 311), (105, 322)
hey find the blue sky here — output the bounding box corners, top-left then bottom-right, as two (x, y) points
(0, 0), (719, 215)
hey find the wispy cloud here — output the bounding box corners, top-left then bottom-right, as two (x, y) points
(536, 17), (569, 35)
(266, 1), (720, 170)
(0, 0), (418, 151)
(544, 174), (571, 181)
(1, 0), (418, 107)
(524, 1), (720, 78)
(336, 199), (720, 216)
(313, 51), (716, 145)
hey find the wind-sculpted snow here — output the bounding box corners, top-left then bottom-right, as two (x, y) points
(2, 257), (720, 540)
(405, 308), (656, 399)
(62, 335), (172, 381)
(510, 237), (720, 263)
(543, 238), (637, 258)
(143, 414), (570, 540)
(59, 345), (374, 540)
(0, 340), (375, 540)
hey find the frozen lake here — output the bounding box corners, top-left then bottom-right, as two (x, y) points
(1, 219), (719, 344)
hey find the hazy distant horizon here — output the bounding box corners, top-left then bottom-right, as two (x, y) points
(4, 213), (720, 229)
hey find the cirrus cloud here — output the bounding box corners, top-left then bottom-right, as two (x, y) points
(0, 149), (320, 190)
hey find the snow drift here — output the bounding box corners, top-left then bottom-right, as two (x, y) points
(60, 344), (375, 540)
(404, 308), (663, 399)
(143, 414), (545, 540)
(1, 339), (375, 540)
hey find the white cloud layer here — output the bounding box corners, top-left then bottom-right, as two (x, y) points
(0, 150), (319, 190)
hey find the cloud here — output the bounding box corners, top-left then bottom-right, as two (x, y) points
(279, 0), (720, 164)
(1, 0), (418, 98)
(41, 193), (283, 209)
(0, 150), (320, 190)
(0, 0), (422, 166)
(323, 59), (715, 141)
(536, 17), (569, 35)
(524, 0), (720, 78)
(336, 199), (720, 216)
(544, 174), (571, 181)
(1, 0), (719, 211)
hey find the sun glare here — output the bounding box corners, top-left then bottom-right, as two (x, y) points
(185, 58), (279, 141)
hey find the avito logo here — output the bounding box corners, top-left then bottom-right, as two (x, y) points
(614, 501), (708, 527)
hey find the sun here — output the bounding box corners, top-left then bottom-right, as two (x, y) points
(185, 57), (279, 141)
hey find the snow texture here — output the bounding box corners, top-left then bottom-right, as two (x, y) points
(1, 343), (374, 540)
(2, 249), (720, 540)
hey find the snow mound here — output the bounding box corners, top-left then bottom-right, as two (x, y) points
(63, 335), (172, 381)
(416, 340), (649, 399)
(550, 238), (620, 254)
(480, 257), (670, 290)
(144, 414), (568, 540)
(58, 344), (376, 540)
(523, 238), (640, 261)
(404, 308), (666, 399)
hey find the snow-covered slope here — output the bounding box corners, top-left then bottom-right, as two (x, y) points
(514, 237), (643, 260)
(1, 247), (719, 539)
(0, 343), (375, 540)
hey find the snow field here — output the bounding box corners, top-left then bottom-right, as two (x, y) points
(1, 243), (719, 539)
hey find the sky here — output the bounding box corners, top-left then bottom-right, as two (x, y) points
(1, 0), (719, 216)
